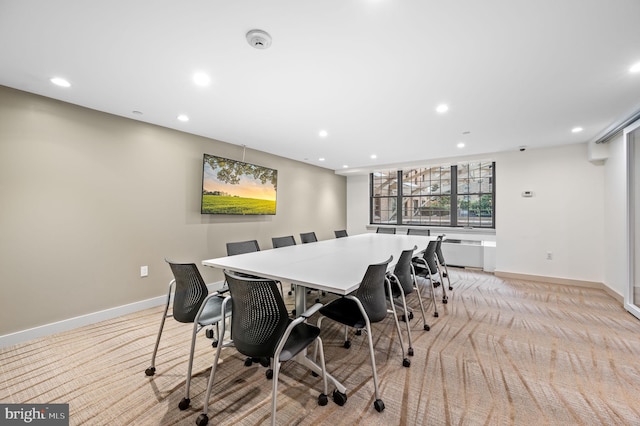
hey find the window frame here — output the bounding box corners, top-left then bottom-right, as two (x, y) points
(370, 162), (496, 229)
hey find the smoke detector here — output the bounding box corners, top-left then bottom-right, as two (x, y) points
(246, 29), (272, 49)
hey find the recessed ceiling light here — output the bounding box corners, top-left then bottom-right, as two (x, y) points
(371, 154), (377, 159)
(436, 104), (449, 113)
(343, 165), (349, 168)
(457, 142), (465, 148)
(319, 158), (325, 162)
(50, 77), (71, 87)
(571, 127), (583, 133)
(177, 114), (189, 122)
(193, 72), (211, 86)
(319, 130), (328, 138)
(630, 62), (640, 73)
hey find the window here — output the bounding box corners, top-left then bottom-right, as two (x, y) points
(370, 162), (495, 228)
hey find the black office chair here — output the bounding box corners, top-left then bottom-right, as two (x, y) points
(145, 260), (230, 411)
(316, 256), (407, 413)
(435, 235), (452, 290)
(272, 235), (296, 248)
(376, 227), (396, 234)
(412, 240), (447, 318)
(196, 271), (329, 426)
(334, 229), (348, 238)
(387, 246), (430, 344)
(300, 231), (318, 244)
(407, 228), (430, 236)
(226, 239), (260, 256)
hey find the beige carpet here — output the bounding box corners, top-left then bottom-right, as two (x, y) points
(2, 269), (640, 425)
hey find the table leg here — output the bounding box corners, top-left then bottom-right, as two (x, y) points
(293, 284), (347, 395)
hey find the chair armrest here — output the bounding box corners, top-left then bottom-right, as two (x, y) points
(300, 303), (323, 319)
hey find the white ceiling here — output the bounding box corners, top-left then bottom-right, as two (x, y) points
(1, 0), (639, 173)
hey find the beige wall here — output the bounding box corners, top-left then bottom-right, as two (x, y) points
(0, 86), (346, 335)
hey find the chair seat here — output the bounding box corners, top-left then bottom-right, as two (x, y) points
(197, 296), (229, 326)
(319, 298), (367, 329)
(279, 322), (321, 362)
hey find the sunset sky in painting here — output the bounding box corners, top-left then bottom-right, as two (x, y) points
(203, 161), (276, 201)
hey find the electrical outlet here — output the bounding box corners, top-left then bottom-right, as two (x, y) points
(546, 252), (553, 260)
(140, 265), (149, 277)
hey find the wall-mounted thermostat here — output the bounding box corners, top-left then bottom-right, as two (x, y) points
(522, 191), (534, 197)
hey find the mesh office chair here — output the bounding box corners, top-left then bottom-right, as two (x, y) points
(226, 239), (260, 256)
(300, 232), (318, 243)
(145, 260), (230, 411)
(196, 271), (329, 426)
(227, 239), (283, 366)
(334, 229), (348, 238)
(387, 246), (430, 347)
(412, 241), (448, 318)
(407, 228), (430, 236)
(316, 256), (407, 413)
(435, 235), (452, 290)
(376, 227), (396, 234)
(272, 235), (296, 248)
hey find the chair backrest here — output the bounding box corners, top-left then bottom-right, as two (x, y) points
(224, 271), (289, 358)
(421, 241), (439, 274)
(376, 227), (396, 234)
(435, 234), (446, 265)
(407, 228), (430, 236)
(166, 260), (209, 323)
(300, 232), (317, 244)
(334, 229), (348, 238)
(354, 256), (393, 323)
(391, 246), (417, 295)
(226, 239), (260, 256)
(272, 235), (296, 248)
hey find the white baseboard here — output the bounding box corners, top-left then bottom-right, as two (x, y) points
(0, 282), (223, 349)
(494, 271), (624, 304)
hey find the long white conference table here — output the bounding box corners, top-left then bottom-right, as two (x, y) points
(201, 233), (437, 398)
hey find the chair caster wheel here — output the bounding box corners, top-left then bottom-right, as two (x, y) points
(288, 291), (293, 296)
(424, 324), (431, 331)
(315, 298), (321, 303)
(449, 286), (453, 290)
(205, 328), (214, 339)
(311, 371), (319, 377)
(402, 358), (411, 367)
(374, 399), (385, 412)
(291, 309), (296, 316)
(333, 390), (347, 406)
(433, 312), (439, 318)
(145, 367), (155, 376)
(244, 357), (253, 367)
(195, 413), (209, 426)
(408, 348), (414, 356)
(266, 369), (273, 380)
(442, 298), (448, 304)
(211, 340), (218, 348)
(343, 340), (351, 349)
(408, 312), (414, 320)
(259, 357), (270, 367)
(433, 282), (441, 288)
(178, 397), (190, 410)
(318, 393), (328, 406)
(355, 329), (362, 336)
(401, 314), (407, 322)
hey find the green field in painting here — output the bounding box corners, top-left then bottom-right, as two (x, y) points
(202, 195), (276, 215)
